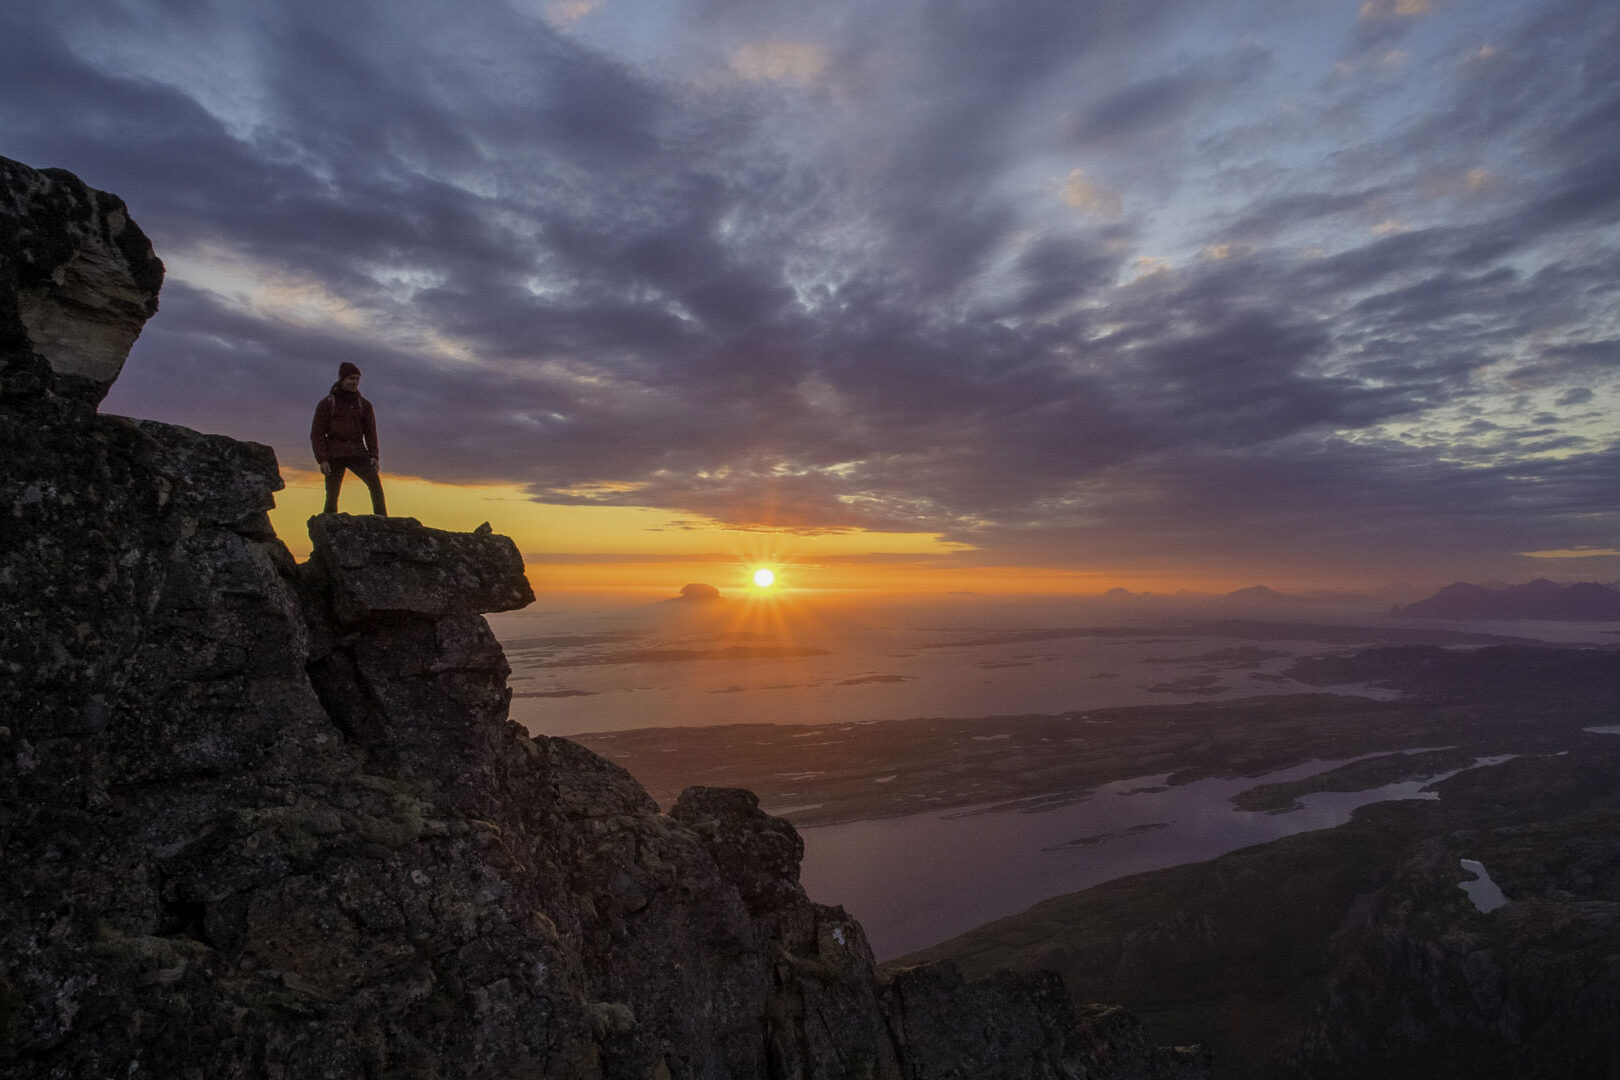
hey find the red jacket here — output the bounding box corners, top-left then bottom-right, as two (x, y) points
(311, 385), (379, 463)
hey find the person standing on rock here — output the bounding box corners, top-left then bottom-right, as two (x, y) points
(311, 361), (387, 515)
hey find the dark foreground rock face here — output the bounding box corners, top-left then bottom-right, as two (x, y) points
(887, 964), (1210, 1080)
(1, 156), (1205, 1078)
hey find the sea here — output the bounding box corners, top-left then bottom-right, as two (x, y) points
(489, 593), (1619, 959)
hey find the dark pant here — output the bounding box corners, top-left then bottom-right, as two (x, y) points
(323, 456), (387, 515)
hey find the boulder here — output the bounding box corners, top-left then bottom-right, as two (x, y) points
(0, 154), (163, 406)
(307, 513), (536, 624)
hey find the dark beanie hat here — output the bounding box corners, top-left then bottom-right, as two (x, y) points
(338, 362), (361, 379)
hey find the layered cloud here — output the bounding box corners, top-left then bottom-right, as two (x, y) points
(5, 0), (1617, 584)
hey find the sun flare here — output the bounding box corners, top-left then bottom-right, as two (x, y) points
(752, 568), (776, 588)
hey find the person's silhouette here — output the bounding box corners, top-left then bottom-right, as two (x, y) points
(311, 362), (387, 515)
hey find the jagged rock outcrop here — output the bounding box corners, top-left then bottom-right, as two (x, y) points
(1, 155), (163, 406)
(1, 156), (1204, 1078)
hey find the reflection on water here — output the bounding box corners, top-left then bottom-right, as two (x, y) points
(800, 758), (1454, 961)
(494, 599), (1609, 738)
(496, 606), (1360, 737)
(492, 599), (1620, 744)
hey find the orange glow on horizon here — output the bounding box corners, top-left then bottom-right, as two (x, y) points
(266, 468), (1375, 599)
(518, 556), (1254, 599)
(268, 468), (966, 562)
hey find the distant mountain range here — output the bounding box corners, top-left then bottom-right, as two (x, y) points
(1098, 579), (1620, 619)
(1219, 584), (1306, 604)
(1393, 578), (1620, 620)
(1102, 584), (1386, 607)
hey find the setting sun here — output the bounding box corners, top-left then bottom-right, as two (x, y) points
(752, 568), (776, 588)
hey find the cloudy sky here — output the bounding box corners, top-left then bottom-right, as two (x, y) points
(6, 0), (1618, 590)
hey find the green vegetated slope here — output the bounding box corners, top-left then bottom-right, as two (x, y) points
(891, 809), (1415, 1077)
(892, 741), (1620, 1079)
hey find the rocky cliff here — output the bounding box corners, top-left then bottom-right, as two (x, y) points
(0, 155), (1207, 1079)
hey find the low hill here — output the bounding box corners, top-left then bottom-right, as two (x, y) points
(1394, 578), (1620, 620)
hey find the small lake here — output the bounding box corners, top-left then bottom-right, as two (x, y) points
(1458, 858), (1510, 913)
(799, 757), (1460, 960)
